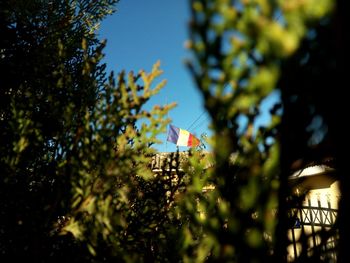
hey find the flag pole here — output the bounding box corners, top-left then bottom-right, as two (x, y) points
(165, 96), (168, 152)
(165, 130), (168, 152)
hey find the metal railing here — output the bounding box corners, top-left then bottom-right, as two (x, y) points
(288, 199), (338, 262)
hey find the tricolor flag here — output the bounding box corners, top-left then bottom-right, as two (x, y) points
(167, 124), (200, 147)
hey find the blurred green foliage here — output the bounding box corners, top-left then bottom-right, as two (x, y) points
(184, 0), (337, 262)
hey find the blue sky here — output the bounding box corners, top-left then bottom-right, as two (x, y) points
(98, 0), (279, 152)
(99, 0), (208, 152)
